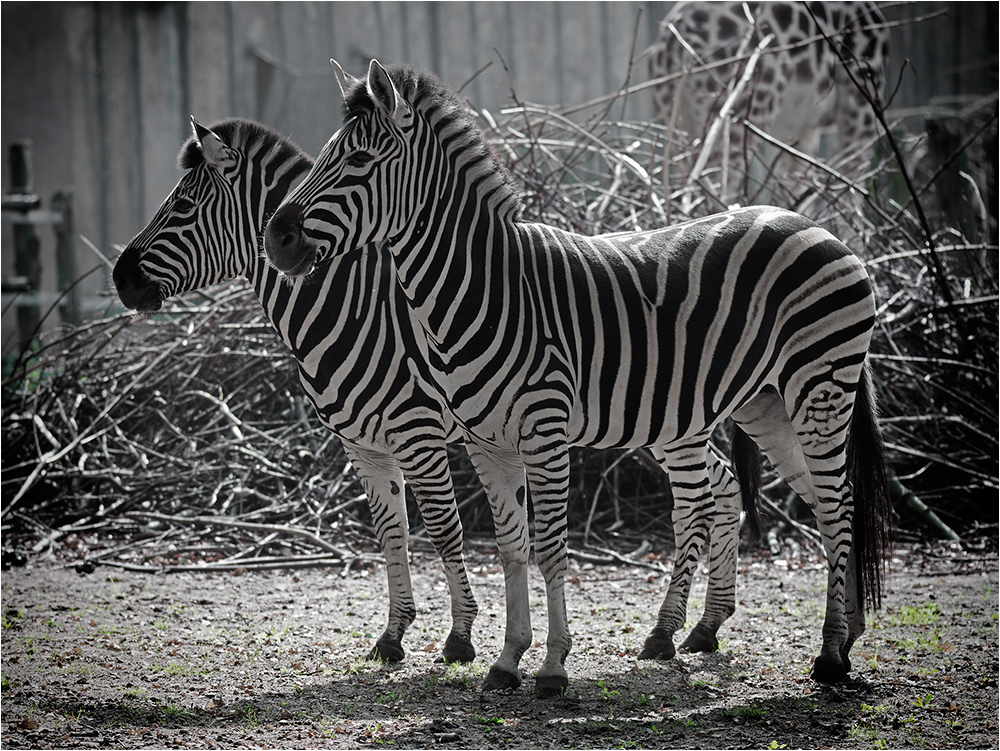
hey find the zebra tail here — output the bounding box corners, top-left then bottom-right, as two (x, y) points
(847, 359), (893, 611)
(731, 424), (762, 541)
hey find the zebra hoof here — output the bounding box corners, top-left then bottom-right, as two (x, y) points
(679, 625), (719, 654)
(439, 633), (476, 664)
(638, 631), (676, 661)
(534, 674), (568, 698)
(810, 654), (848, 684)
(368, 638), (405, 664)
(481, 665), (522, 691)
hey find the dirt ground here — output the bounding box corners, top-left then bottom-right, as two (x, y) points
(2, 539), (997, 749)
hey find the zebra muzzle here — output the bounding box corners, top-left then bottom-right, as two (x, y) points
(112, 245), (163, 312)
(264, 202), (314, 276)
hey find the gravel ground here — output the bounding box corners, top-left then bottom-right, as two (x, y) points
(1, 540), (997, 749)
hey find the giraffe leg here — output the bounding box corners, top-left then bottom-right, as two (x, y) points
(465, 442), (531, 691)
(343, 445), (415, 664)
(678, 444), (742, 654)
(397, 444), (478, 664)
(524, 450), (573, 696)
(639, 438), (715, 662)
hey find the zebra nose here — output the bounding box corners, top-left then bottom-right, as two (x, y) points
(113, 245), (162, 312)
(264, 203), (308, 273)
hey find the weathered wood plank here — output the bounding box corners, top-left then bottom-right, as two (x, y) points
(136, 6), (186, 221)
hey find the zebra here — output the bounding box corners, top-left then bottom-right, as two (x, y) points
(263, 61), (891, 694)
(112, 117), (481, 666)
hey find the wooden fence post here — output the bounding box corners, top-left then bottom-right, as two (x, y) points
(7, 141), (42, 349)
(51, 190), (81, 326)
(3, 142), (83, 348)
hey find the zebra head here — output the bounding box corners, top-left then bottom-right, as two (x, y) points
(114, 118), (308, 313)
(265, 59), (520, 280)
(264, 59), (417, 278)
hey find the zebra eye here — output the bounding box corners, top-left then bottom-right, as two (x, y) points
(346, 151), (374, 168)
(174, 197), (196, 213)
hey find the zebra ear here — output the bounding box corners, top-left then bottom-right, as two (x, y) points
(190, 115), (237, 171)
(191, 117), (212, 143)
(330, 59), (358, 98)
(366, 59), (410, 124)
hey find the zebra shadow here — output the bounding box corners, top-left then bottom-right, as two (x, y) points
(37, 651), (871, 747)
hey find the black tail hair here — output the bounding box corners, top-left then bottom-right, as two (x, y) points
(847, 360), (893, 610)
(731, 423), (762, 540)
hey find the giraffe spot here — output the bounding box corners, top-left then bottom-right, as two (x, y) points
(862, 35), (879, 60)
(795, 58), (814, 82)
(798, 10), (812, 35)
(761, 67), (776, 84)
(718, 14), (738, 40)
(692, 9), (708, 26)
(812, 3), (828, 24)
(773, 3), (794, 31)
(788, 36), (808, 57)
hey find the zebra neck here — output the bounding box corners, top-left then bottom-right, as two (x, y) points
(244, 154), (313, 295)
(243, 159), (315, 354)
(391, 198), (525, 356)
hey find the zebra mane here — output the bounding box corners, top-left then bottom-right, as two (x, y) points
(177, 118), (312, 172)
(342, 64), (523, 221)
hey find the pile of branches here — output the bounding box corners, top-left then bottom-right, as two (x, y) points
(2, 287), (391, 571)
(2, 65), (997, 571)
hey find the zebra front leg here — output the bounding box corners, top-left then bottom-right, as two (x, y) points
(466, 442), (531, 691)
(679, 446), (742, 654)
(398, 444), (478, 664)
(640, 441), (714, 662)
(343, 445), (415, 664)
(525, 452), (572, 696)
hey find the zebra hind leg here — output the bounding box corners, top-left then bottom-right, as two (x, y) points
(788, 375), (866, 685)
(830, 361), (891, 676)
(343, 446), (416, 664)
(733, 378), (866, 684)
(678, 444), (743, 654)
(639, 440), (715, 662)
(398, 445), (478, 664)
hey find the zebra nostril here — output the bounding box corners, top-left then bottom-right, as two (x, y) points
(280, 227), (300, 251)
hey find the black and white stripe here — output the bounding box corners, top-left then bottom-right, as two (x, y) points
(114, 117), (479, 665)
(264, 61), (891, 693)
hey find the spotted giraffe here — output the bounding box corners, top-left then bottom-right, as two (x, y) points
(648, 1), (889, 203)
